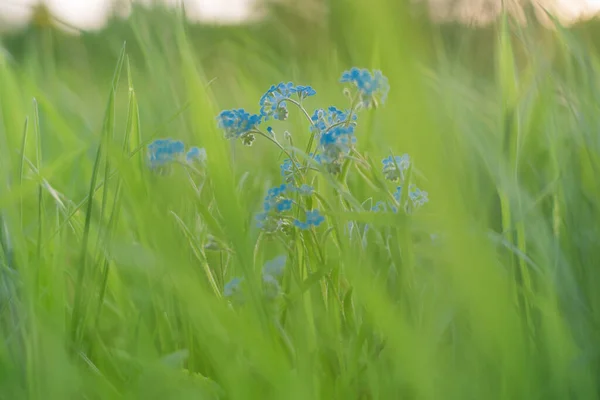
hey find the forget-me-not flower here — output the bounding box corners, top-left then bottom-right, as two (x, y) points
(310, 107), (356, 134)
(263, 255), (287, 279)
(147, 139), (185, 169)
(256, 183), (323, 233)
(222, 256), (288, 303)
(409, 186), (429, 208)
(186, 146), (207, 164)
(372, 201), (388, 212)
(382, 154), (410, 182)
(262, 254), (287, 300)
(296, 184), (314, 196)
(319, 124), (356, 163)
(276, 198), (293, 212)
(256, 184), (293, 232)
(295, 85), (317, 99)
(280, 158), (295, 181)
(293, 210), (325, 230)
(260, 82), (292, 121)
(260, 82), (317, 122)
(340, 68), (390, 109)
(224, 277), (244, 299)
(394, 186), (403, 202)
(217, 108), (261, 145)
(262, 274), (281, 300)
(310, 107), (358, 173)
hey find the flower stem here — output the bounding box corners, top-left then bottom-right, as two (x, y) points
(253, 129), (304, 180)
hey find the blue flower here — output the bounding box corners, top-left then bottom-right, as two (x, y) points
(372, 201), (387, 212)
(382, 154), (410, 182)
(217, 109), (261, 143)
(310, 110), (324, 132)
(340, 68), (390, 109)
(257, 184), (296, 232)
(260, 83), (316, 121)
(262, 274), (281, 300)
(409, 186), (429, 207)
(280, 159), (295, 180)
(266, 183), (289, 200)
(312, 153), (325, 165)
(147, 139), (185, 168)
(293, 210), (325, 230)
(224, 277), (243, 298)
(310, 107), (358, 172)
(186, 146), (207, 164)
(260, 82), (296, 121)
(382, 154), (410, 169)
(306, 210), (325, 226)
(276, 199), (293, 212)
(371, 200), (398, 213)
(297, 184), (314, 196)
(318, 124), (357, 167)
(388, 185), (429, 210)
(293, 220), (310, 230)
(256, 212), (267, 223)
(263, 255), (287, 279)
(311, 106), (356, 134)
(394, 186), (403, 202)
(295, 85), (317, 99)
(256, 212), (278, 231)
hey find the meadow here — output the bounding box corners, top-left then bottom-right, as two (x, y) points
(1, 2), (600, 399)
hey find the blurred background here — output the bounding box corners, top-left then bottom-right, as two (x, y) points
(3, 1), (600, 399)
(4, 0), (600, 182)
(2, 0), (600, 29)
(3, 0), (600, 69)
(0, 0), (600, 29)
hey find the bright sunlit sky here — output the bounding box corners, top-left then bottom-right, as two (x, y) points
(2, 0), (600, 30)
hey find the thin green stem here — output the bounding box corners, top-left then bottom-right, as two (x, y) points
(284, 98), (315, 127)
(252, 129), (304, 181)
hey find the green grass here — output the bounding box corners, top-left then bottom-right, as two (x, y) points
(1, 2), (600, 399)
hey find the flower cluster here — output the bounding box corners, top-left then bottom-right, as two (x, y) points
(370, 157), (429, 213)
(408, 186), (429, 207)
(340, 67), (390, 109)
(224, 255), (287, 303)
(280, 158), (296, 181)
(144, 68), (431, 310)
(186, 146), (207, 164)
(293, 210), (325, 230)
(216, 70), (389, 176)
(310, 106), (356, 133)
(261, 255), (287, 299)
(392, 181), (428, 211)
(224, 277), (243, 300)
(213, 68), (406, 234)
(372, 201), (393, 213)
(382, 154), (410, 182)
(311, 107), (358, 173)
(217, 108), (262, 146)
(260, 82), (316, 121)
(148, 139), (184, 167)
(255, 183), (322, 233)
(147, 138), (206, 170)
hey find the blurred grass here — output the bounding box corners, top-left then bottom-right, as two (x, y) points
(0, 1), (600, 399)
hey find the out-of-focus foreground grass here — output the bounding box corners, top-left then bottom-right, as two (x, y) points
(1, 2), (600, 399)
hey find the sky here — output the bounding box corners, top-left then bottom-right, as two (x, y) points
(1, 0), (600, 31)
